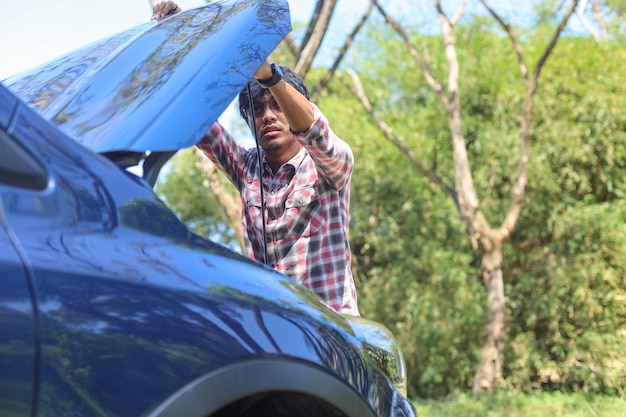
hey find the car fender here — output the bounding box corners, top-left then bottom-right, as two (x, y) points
(148, 358), (376, 417)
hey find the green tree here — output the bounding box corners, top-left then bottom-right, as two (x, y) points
(341, 0), (582, 394)
(157, 0), (626, 398)
(502, 36), (626, 394)
(323, 4), (625, 397)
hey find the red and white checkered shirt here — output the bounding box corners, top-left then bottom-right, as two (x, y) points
(197, 104), (359, 316)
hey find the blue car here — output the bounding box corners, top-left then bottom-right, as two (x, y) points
(0, 1), (415, 416)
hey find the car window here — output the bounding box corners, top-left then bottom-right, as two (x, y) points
(0, 129), (48, 190)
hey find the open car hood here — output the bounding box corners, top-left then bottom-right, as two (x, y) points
(3, 0), (291, 154)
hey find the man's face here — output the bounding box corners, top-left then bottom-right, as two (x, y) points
(247, 93), (297, 154)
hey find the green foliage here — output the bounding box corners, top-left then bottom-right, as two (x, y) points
(605, 0), (626, 13)
(501, 37), (626, 395)
(318, 46), (487, 397)
(413, 392), (626, 417)
(157, 7), (626, 400)
(534, 38), (626, 204)
(327, 15), (626, 399)
(506, 201), (626, 394)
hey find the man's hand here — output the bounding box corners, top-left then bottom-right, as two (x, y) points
(254, 60), (273, 81)
(152, 1), (181, 21)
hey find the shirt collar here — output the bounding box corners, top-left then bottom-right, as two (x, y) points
(262, 147), (308, 175)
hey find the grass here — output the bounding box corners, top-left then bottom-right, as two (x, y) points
(412, 392), (626, 417)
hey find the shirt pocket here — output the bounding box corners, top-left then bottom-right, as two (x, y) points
(284, 185), (325, 238)
(243, 183), (264, 235)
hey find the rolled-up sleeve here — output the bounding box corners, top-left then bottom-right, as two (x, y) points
(293, 104), (353, 191)
(197, 122), (247, 190)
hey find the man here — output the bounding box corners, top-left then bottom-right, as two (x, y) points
(153, 2), (359, 316)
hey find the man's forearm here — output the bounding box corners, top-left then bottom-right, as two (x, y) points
(254, 61), (314, 133)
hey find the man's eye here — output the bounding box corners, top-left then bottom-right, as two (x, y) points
(269, 101), (281, 111)
(252, 100), (281, 116)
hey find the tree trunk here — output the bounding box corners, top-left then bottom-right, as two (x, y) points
(472, 245), (506, 394)
(194, 148), (245, 253)
(293, 0), (337, 77)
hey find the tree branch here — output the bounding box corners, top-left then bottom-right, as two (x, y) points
(311, 0), (375, 103)
(432, 0), (461, 110)
(341, 69), (456, 202)
(592, 0), (608, 40)
(373, 0), (448, 107)
(283, 34), (301, 60)
(433, 0), (485, 247)
(194, 148), (245, 253)
(488, 0), (580, 236)
(576, 0), (601, 41)
(479, 0), (529, 82)
(532, 0), (579, 84)
(294, 0), (337, 77)
(450, 0), (469, 26)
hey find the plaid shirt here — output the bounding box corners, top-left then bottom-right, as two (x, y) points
(197, 104), (359, 316)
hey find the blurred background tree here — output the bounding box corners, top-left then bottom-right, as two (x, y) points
(156, 0), (626, 398)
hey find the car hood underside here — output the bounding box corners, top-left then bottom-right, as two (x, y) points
(3, 0), (291, 154)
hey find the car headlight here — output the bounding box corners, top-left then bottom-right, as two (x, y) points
(343, 315), (408, 397)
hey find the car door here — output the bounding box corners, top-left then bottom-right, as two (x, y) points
(0, 128), (42, 417)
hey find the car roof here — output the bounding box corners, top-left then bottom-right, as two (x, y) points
(3, 0), (291, 154)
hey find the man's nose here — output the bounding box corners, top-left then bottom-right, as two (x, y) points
(259, 105), (279, 119)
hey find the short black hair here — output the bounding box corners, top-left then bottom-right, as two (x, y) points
(238, 65), (310, 120)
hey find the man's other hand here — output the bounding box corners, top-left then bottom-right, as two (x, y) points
(152, 1), (181, 21)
